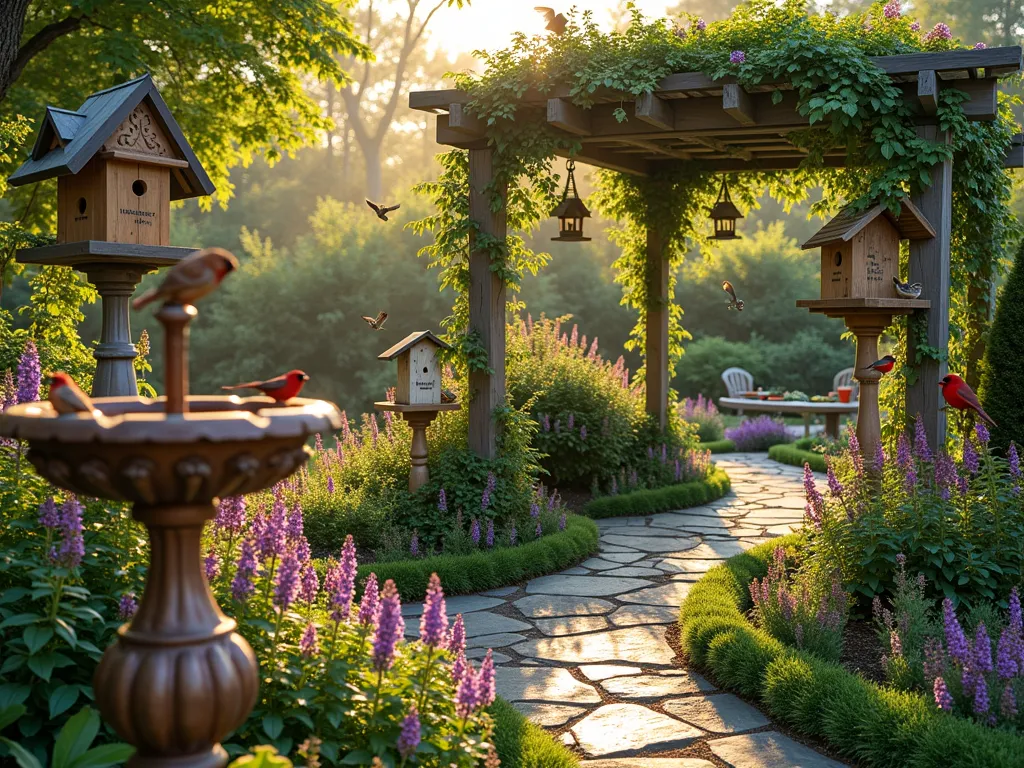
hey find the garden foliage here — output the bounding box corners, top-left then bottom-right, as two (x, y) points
(725, 415), (790, 452)
(680, 393), (725, 443)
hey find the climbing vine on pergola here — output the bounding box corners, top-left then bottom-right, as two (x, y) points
(410, 0), (1021, 458)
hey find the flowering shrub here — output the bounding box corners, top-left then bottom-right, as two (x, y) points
(748, 546), (847, 662)
(803, 416), (1023, 605)
(680, 393), (725, 443)
(725, 415), (790, 451)
(204, 494), (498, 763)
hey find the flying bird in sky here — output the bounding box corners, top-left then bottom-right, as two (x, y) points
(222, 370), (310, 403)
(939, 374), (997, 428)
(722, 280), (744, 311)
(535, 7), (567, 35)
(132, 248), (238, 309)
(362, 311), (388, 331)
(48, 372), (98, 416)
(366, 200), (401, 221)
(860, 355), (897, 375)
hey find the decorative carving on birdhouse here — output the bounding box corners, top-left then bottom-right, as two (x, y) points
(378, 331), (451, 406)
(802, 198), (935, 301)
(8, 74), (214, 248)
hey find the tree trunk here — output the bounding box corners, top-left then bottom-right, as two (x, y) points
(324, 80), (337, 168)
(361, 137), (383, 202)
(0, 0), (31, 103)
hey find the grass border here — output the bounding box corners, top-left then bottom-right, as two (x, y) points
(768, 440), (827, 473)
(700, 438), (736, 454)
(350, 515), (599, 601)
(678, 536), (1024, 768)
(489, 697), (579, 767)
(581, 466), (731, 520)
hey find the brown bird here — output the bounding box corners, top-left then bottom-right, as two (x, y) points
(48, 372), (98, 416)
(132, 248), (238, 310)
(441, 388), (457, 404)
(722, 280), (745, 311)
(535, 6), (568, 34)
(222, 370), (310, 403)
(362, 311), (388, 331)
(366, 200), (401, 221)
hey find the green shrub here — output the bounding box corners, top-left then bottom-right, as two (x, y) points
(680, 394), (725, 442)
(487, 698), (580, 768)
(701, 438), (736, 453)
(582, 466), (730, 519)
(768, 442), (827, 472)
(980, 242), (1024, 454)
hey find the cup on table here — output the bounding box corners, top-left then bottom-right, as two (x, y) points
(837, 386), (853, 403)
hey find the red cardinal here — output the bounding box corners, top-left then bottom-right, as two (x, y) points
(939, 374), (997, 429)
(48, 372), (98, 416)
(221, 370), (309, 402)
(861, 355), (896, 374)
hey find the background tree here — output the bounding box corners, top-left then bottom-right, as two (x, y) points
(979, 239), (1024, 453)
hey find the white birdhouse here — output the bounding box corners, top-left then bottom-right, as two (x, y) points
(378, 331), (450, 406)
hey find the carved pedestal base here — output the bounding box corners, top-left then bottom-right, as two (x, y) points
(403, 411), (439, 492)
(847, 314), (892, 469)
(87, 267), (147, 398)
(94, 503), (258, 768)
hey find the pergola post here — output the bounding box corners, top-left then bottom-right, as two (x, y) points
(467, 148), (507, 459)
(645, 223), (669, 430)
(907, 124), (952, 453)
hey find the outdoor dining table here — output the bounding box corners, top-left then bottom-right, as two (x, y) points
(718, 397), (860, 438)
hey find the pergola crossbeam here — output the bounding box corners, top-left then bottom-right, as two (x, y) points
(635, 92), (674, 130)
(547, 98), (591, 135)
(918, 70), (938, 116)
(722, 84), (756, 126)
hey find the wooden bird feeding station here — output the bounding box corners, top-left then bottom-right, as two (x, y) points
(8, 74), (214, 398)
(797, 199), (936, 464)
(709, 177), (742, 240)
(551, 159), (591, 241)
(375, 331), (459, 491)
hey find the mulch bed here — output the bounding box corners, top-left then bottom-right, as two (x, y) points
(840, 618), (886, 684)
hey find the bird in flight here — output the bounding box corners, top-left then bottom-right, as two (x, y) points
(535, 7), (567, 35)
(222, 370), (310, 403)
(722, 280), (744, 311)
(133, 247), (237, 309)
(366, 200), (401, 221)
(362, 311), (388, 331)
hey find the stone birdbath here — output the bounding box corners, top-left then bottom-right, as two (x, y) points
(0, 278), (342, 767)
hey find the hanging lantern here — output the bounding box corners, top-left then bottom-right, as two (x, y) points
(709, 177), (743, 240)
(551, 160), (591, 242)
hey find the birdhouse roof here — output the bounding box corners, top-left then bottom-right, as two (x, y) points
(8, 74), (214, 200)
(551, 196), (591, 219)
(378, 331), (451, 361)
(710, 200), (743, 220)
(802, 198), (935, 249)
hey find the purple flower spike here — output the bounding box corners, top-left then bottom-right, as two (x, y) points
(486, 519), (494, 548)
(455, 660), (480, 718)
(974, 623), (993, 673)
(232, 537), (258, 602)
(934, 677), (954, 711)
(914, 415), (932, 462)
(327, 476), (335, 494)
(38, 497), (59, 529)
(559, 511), (566, 531)
(215, 496), (247, 534)
(371, 579), (404, 671)
(580, 424), (587, 440)
(1001, 684), (1018, 719)
(449, 613), (466, 655)
(1010, 588), (1022, 634)
(873, 441), (886, 473)
(273, 549), (301, 610)
(567, 412), (575, 431)
(331, 535), (358, 623)
(477, 649), (496, 707)
(944, 599), (969, 664)
(973, 674), (990, 715)
(826, 459), (843, 497)
(975, 42), (987, 50)
(535, 520), (542, 538)
(896, 433), (911, 469)
(997, 627), (1019, 679)
(16, 340), (41, 404)
(420, 573), (449, 648)
(694, 17), (706, 31)
(57, 496), (84, 569)
(410, 531), (419, 557)
(803, 463), (824, 519)
(883, 0), (901, 19)
(439, 488), (448, 514)
(509, 522), (517, 547)
(730, 50), (745, 64)
(398, 706), (421, 759)
(118, 592), (138, 621)
(300, 622), (320, 658)
(470, 518), (481, 545)
(911, 21), (921, 32)
(975, 422), (990, 445)
(299, 562), (319, 604)
(204, 550), (221, 581)
(358, 572), (380, 627)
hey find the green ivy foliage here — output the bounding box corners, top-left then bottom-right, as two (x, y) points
(410, 0), (1019, 449)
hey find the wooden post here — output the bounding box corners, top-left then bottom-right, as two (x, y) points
(468, 149), (507, 458)
(848, 314), (891, 466)
(403, 411), (437, 492)
(907, 124), (951, 453)
(645, 224), (669, 430)
(86, 267), (144, 398)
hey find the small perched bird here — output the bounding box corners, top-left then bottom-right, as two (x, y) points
(222, 370), (309, 403)
(48, 372), (98, 416)
(365, 200), (401, 221)
(939, 374), (997, 428)
(535, 7), (568, 34)
(441, 388), (457, 404)
(362, 311), (388, 331)
(722, 280), (744, 311)
(893, 276), (923, 300)
(860, 355), (897, 375)
(132, 248), (238, 309)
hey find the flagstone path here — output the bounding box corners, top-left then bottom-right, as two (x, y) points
(405, 453), (844, 767)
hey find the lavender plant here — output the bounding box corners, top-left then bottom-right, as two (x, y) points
(725, 415), (790, 451)
(680, 393), (725, 443)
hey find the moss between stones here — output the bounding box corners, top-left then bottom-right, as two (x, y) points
(347, 515), (599, 602)
(678, 536), (1024, 768)
(581, 466), (731, 520)
(768, 440), (827, 473)
(700, 438), (736, 454)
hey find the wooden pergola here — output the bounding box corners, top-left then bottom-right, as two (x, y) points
(410, 46), (1024, 458)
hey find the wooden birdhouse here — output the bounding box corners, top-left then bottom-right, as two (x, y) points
(378, 331), (451, 406)
(802, 199), (935, 300)
(8, 74), (213, 247)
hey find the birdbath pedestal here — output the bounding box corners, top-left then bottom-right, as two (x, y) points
(797, 298), (929, 465)
(16, 241), (199, 397)
(374, 401), (460, 491)
(0, 297), (342, 767)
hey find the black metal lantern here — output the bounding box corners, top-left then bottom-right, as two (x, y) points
(551, 160), (591, 242)
(709, 177), (743, 240)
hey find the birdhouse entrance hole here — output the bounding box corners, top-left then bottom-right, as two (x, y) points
(132, 179), (148, 196)
(77, 198), (87, 215)
(834, 251), (842, 267)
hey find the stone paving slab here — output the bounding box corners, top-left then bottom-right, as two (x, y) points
(581, 760), (716, 768)
(601, 534), (699, 553)
(534, 615), (610, 636)
(513, 595), (615, 618)
(525, 574), (653, 597)
(601, 672), (715, 701)
(495, 666), (601, 704)
(579, 664), (642, 681)
(581, 557), (630, 570)
(663, 693), (771, 734)
(608, 604), (679, 627)
(600, 565), (665, 578)
(595, 551), (648, 564)
(401, 594), (502, 617)
(481, 586), (518, 597)
(512, 701), (590, 727)
(466, 632), (525, 649)
(405, 610), (529, 638)
(616, 581), (693, 606)
(514, 626), (675, 665)
(709, 732), (847, 767)
(572, 704), (704, 758)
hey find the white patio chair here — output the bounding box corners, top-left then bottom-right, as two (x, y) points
(721, 367), (754, 415)
(833, 367), (859, 399)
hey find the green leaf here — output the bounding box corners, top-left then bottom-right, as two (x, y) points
(68, 743), (135, 768)
(54, 618), (77, 649)
(52, 707), (101, 768)
(0, 704), (26, 731)
(22, 626), (53, 655)
(341, 751), (373, 765)
(49, 685), (80, 719)
(0, 588), (32, 605)
(0, 613), (41, 629)
(26, 654), (55, 682)
(0, 684), (31, 710)
(262, 713), (284, 740)
(0, 736), (44, 768)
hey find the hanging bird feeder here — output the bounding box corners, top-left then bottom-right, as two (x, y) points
(709, 178), (743, 240)
(551, 160), (591, 242)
